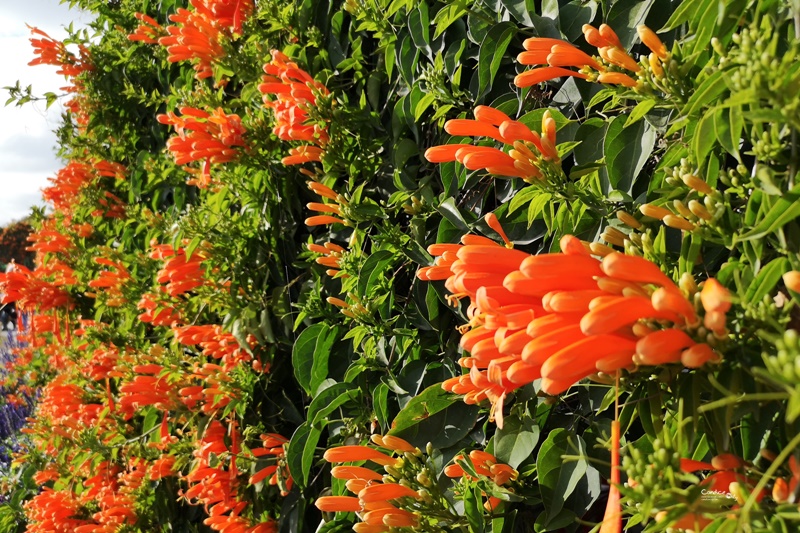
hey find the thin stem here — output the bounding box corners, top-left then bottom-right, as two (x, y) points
(696, 392), (791, 412)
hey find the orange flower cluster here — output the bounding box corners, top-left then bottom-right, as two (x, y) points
(0, 261), (75, 312)
(157, 106), (247, 188)
(418, 224), (726, 422)
(178, 362), (237, 415)
(137, 292), (182, 326)
(184, 420), (277, 533)
(33, 378), (105, 442)
(305, 181), (348, 227)
(680, 453), (763, 502)
(42, 160), (125, 216)
(260, 51), (330, 166)
(24, 488), (93, 533)
(308, 241), (349, 278)
(26, 221), (74, 255)
(28, 26), (92, 78)
(515, 24), (667, 89)
(317, 436), (423, 531)
(174, 325), (255, 371)
(91, 191), (127, 219)
(128, 13), (165, 44)
(76, 460), (140, 531)
(425, 106), (560, 180)
(149, 241), (209, 297)
(248, 434), (293, 496)
(84, 344), (122, 381)
(156, 0), (254, 80)
(444, 450), (518, 511)
(118, 364), (178, 418)
(87, 256), (131, 306)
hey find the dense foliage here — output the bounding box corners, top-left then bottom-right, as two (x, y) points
(2, 0), (800, 532)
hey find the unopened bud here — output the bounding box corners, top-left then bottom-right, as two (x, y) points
(617, 210), (642, 229)
(663, 215), (695, 231)
(639, 203), (671, 220)
(673, 199), (692, 218)
(688, 200), (712, 220)
(681, 174), (714, 195)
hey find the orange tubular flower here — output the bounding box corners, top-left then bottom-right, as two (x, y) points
(158, 106), (247, 188)
(174, 324), (254, 371)
(259, 50), (331, 166)
(324, 445), (398, 466)
(515, 23), (648, 90)
(308, 241), (349, 278)
(637, 25), (668, 60)
(315, 496), (363, 512)
(158, 0), (254, 80)
(28, 26), (92, 78)
(128, 12), (165, 44)
(305, 181), (348, 226)
(425, 106), (561, 183)
(419, 217), (724, 415)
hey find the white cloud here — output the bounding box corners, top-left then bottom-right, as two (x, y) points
(0, 1), (89, 226)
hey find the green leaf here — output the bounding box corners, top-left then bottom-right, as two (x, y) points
(736, 184), (800, 242)
(465, 485), (485, 533)
(684, 70), (728, 117)
(477, 23), (517, 98)
(625, 100), (656, 128)
(414, 92), (437, 120)
(287, 421), (322, 488)
(358, 250), (396, 297)
(537, 429), (588, 526)
(692, 111), (716, 166)
(389, 384), (479, 448)
(393, 138), (419, 170)
(688, 0), (719, 56)
(308, 382), (360, 425)
(558, 0), (598, 42)
(292, 324), (340, 395)
(408, 3), (431, 56)
(433, 2), (470, 40)
(745, 258), (790, 305)
(437, 197), (472, 232)
(494, 414), (540, 468)
(374, 382), (390, 431)
(660, 0), (708, 31)
(527, 192), (552, 226)
(500, 0), (537, 26)
(603, 115), (656, 194)
(508, 186), (538, 215)
(606, 0), (656, 49)
(712, 106), (739, 161)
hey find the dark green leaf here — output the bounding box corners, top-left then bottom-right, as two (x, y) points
(684, 70), (728, 117)
(292, 324), (340, 395)
(477, 23), (517, 98)
(737, 184), (800, 242)
(603, 115), (656, 193)
(625, 100), (656, 128)
(494, 414), (540, 468)
(745, 258), (790, 305)
(308, 382), (359, 425)
(437, 197), (472, 232)
(287, 421), (322, 488)
(389, 384), (479, 448)
(358, 250), (396, 297)
(537, 429), (588, 526)
(692, 111), (716, 166)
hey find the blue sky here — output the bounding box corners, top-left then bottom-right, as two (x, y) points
(0, 1), (91, 226)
